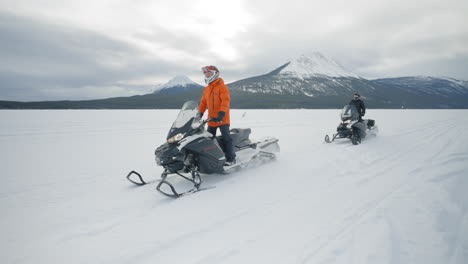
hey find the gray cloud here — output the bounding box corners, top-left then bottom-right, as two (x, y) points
(235, 0), (468, 79)
(1, 0), (468, 101)
(0, 11), (185, 101)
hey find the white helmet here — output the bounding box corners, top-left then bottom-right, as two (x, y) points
(201, 65), (220, 84)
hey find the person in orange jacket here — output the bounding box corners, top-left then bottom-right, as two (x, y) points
(197, 65), (236, 165)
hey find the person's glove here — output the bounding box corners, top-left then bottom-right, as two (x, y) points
(196, 112), (204, 120)
(211, 111), (225, 123)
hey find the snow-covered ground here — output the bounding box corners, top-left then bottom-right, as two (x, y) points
(1, 109), (468, 264)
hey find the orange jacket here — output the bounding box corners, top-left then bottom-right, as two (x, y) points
(199, 78), (231, 127)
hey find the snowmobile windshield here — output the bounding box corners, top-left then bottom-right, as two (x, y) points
(167, 101), (202, 140)
(341, 104), (359, 121)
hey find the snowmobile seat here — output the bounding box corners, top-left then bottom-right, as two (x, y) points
(215, 128), (252, 151)
(229, 128), (252, 148)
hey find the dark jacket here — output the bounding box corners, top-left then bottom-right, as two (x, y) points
(349, 99), (366, 116)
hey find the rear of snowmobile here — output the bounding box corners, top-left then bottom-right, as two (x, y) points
(325, 105), (378, 145)
(127, 101), (280, 198)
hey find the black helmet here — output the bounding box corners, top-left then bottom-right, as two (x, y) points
(353, 93), (360, 100)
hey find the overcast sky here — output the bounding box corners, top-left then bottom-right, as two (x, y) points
(1, 0), (467, 101)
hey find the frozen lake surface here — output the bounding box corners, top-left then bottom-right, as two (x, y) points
(1, 109), (468, 264)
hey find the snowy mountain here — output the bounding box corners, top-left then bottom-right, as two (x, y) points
(2, 54), (468, 109)
(372, 76), (468, 96)
(229, 53), (377, 98)
(225, 54), (468, 108)
(277, 53), (359, 79)
(154, 75), (203, 95)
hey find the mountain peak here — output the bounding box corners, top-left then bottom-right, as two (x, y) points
(278, 52), (359, 78)
(160, 75), (200, 89)
(153, 75), (203, 95)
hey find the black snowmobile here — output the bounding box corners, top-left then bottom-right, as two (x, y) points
(127, 101), (280, 198)
(325, 104), (378, 145)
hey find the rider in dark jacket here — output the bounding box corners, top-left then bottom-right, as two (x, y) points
(348, 93), (366, 121)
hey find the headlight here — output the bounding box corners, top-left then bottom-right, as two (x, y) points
(167, 133), (184, 144)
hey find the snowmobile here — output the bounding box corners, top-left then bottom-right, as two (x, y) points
(324, 104), (378, 145)
(127, 101), (280, 198)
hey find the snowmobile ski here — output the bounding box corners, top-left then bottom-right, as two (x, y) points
(126, 170), (148, 185)
(126, 170), (164, 186)
(155, 169), (215, 198)
(127, 170), (215, 198)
